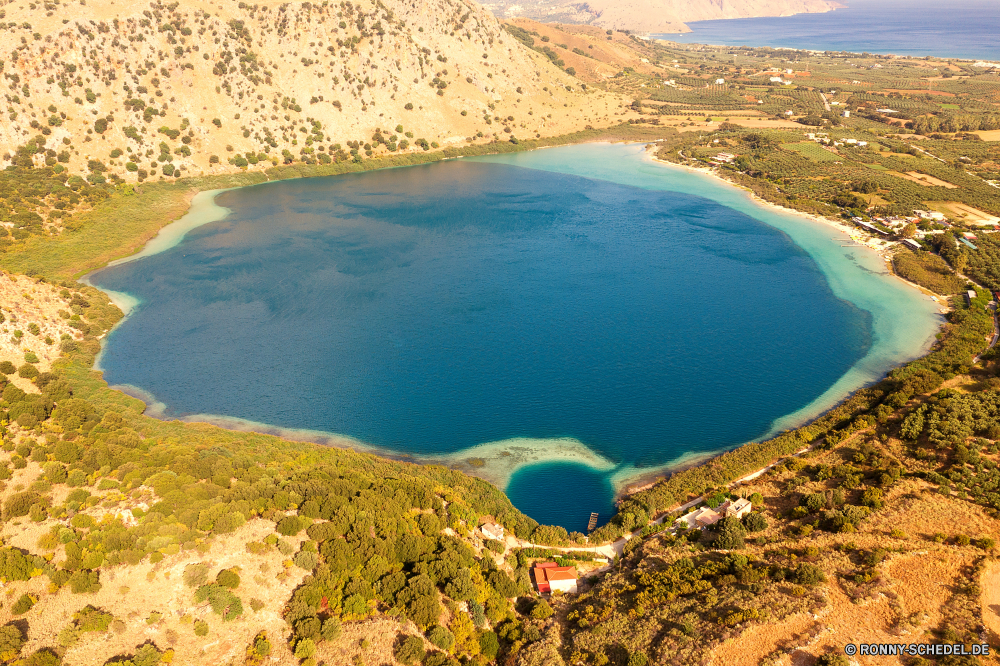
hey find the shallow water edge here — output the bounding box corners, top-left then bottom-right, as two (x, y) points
(86, 142), (943, 500)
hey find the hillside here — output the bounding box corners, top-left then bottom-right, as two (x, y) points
(0, 0), (625, 186)
(1, 14), (1000, 666)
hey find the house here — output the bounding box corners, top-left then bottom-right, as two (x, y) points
(720, 498), (752, 519)
(684, 506), (722, 528)
(966, 289), (978, 305)
(533, 563), (578, 594)
(901, 238), (922, 251)
(478, 516), (504, 541)
(715, 78), (725, 84)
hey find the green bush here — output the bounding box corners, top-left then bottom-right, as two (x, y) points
(216, 569), (240, 589)
(530, 599), (553, 620)
(321, 617), (342, 642)
(393, 634), (425, 665)
(193, 619), (209, 636)
(0, 624), (25, 662)
(74, 605), (114, 632)
(276, 515), (307, 536)
(744, 513), (768, 532)
(11, 594), (35, 615)
(3, 492), (42, 520)
(426, 625), (454, 651)
(183, 563), (209, 588)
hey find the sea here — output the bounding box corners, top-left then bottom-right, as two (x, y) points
(89, 144), (942, 532)
(658, 0), (1000, 61)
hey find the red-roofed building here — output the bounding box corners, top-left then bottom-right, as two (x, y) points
(533, 562), (578, 594)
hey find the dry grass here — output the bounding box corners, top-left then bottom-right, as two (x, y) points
(926, 201), (1000, 224)
(887, 171), (959, 189)
(0, 273), (84, 392)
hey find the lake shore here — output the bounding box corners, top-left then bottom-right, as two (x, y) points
(84, 141), (943, 515)
(645, 150), (951, 311)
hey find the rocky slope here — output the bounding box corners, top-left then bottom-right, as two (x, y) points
(0, 0), (625, 184)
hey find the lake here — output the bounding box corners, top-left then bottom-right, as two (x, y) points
(658, 0), (1000, 61)
(90, 144), (941, 532)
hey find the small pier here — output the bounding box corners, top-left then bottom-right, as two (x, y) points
(587, 512), (599, 532)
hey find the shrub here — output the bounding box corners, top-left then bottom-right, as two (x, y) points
(793, 563), (825, 586)
(404, 103), (414, 110)
(530, 599), (553, 620)
(426, 625), (454, 651)
(0, 361), (15, 374)
(479, 630), (499, 659)
(3, 492), (42, 520)
(393, 634), (425, 665)
(11, 594), (35, 615)
(68, 570), (101, 594)
(321, 617), (342, 642)
(0, 624), (25, 662)
(744, 513), (767, 532)
(293, 550), (318, 570)
(75, 606), (114, 632)
(714, 516), (746, 549)
(216, 569), (240, 589)
(17, 364), (39, 380)
(193, 619), (209, 636)
(276, 515), (307, 536)
(184, 563), (209, 588)
(483, 539), (505, 553)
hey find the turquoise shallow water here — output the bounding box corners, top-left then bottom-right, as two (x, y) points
(90, 143), (941, 532)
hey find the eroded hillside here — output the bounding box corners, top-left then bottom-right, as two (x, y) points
(0, 0), (626, 183)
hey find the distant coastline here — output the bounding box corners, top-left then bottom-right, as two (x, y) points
(654, 0), (1000, 61)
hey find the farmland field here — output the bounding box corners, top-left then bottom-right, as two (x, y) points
(780, 141), (841, 162)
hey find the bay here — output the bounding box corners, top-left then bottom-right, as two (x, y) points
(657, 0), (1000, 61)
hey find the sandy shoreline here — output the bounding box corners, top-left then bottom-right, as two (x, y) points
(82, 140), (945, 504)
(644, 149), (951, 311)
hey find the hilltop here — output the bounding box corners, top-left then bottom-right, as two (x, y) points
(0, 0), (626, 184)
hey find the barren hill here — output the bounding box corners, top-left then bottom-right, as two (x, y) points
(0, 0), (627, 184)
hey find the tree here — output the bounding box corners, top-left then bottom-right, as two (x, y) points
(714, 516), (745, 549)
(529, 599), (553, 620)
(479, 630), (499, 659)
(901, 223), (917, 238)
(393, 635), (425, 666)
(744, 512), (768, 532)
(0, 624), (25, 662)
(426, 626), (454, 651)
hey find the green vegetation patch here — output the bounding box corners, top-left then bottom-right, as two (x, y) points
(779, 142), (841, 162)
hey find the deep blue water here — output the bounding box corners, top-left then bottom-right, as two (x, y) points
(92, 153), (874, 532)
(659, 0), (1000, 61)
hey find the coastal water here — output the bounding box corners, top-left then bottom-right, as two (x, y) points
(659, 0), (1000, 61)
(90, 144), (941, 532)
